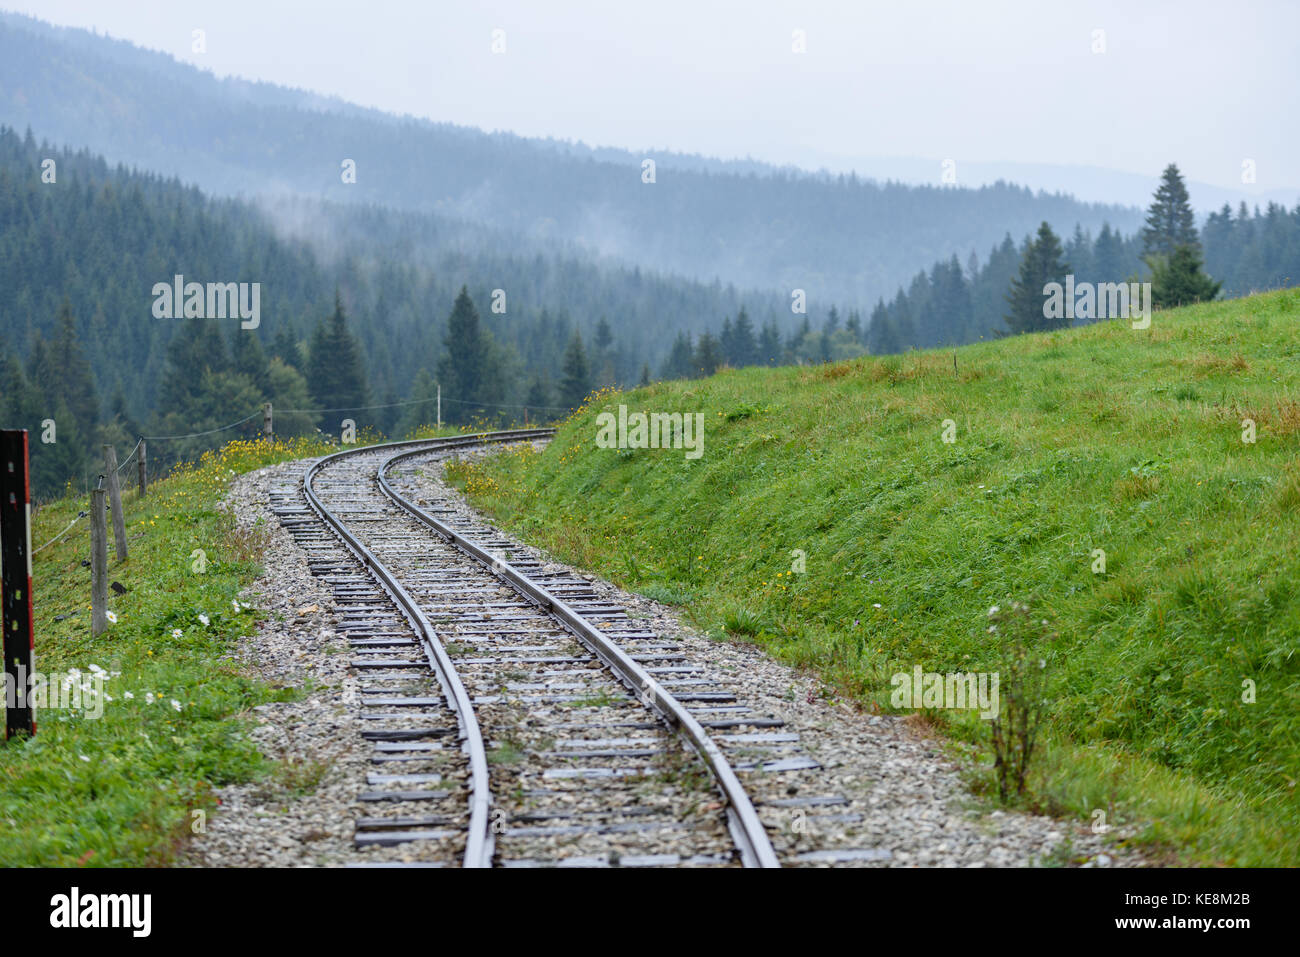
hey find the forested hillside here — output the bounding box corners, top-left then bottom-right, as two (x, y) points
(0, 12), (1142, 306)
(0, 127), (780, 496)
(675, 201), (1300, 365)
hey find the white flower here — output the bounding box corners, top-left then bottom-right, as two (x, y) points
(987, 625), (998, 633)
(105, 610), (118, 624)
(78, 755), (90, 762)
(872, 603), (882, 609)
(197, 614), (210, 627)
(988, 605), (1000, 616)
(232, 600), (241, 612)
(123, 691), (134, 700)
(145, 692), (155, 705)
(88, 664), (104, 674)
(170, 699), (182, 712)
(172, 629), (183, 639)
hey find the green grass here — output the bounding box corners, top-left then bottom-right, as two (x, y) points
(450, 289), (1300, 866)
(0, 435), (336, 866)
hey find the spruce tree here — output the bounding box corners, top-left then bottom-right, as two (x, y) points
(230, 325), (271, 394)
(435, 286), (501, 422)
(45, 301), (100, 434)
(1093, 222), (1129, 282)
(525, 375), (553, 418)
(694, 332), (722, 376)
(308, 293), (369, 415)
(1150, 245), (1222, 307)
(558, 331), (592, 411)
(867, 299), (901, 354)
(758, 321), (781, 365)
(845, 310), (862, 343)
(1004, 222), (1070, 335)
(593, 317), (613, 353)
(661, 332), (695, 380)
(729, 307), (759, 367)
(1142, 164), (1200, 258)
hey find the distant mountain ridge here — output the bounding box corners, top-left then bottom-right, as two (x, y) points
(0, 11), (1142, 308)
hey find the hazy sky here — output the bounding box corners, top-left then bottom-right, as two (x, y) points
(11, 0), (1299, 191)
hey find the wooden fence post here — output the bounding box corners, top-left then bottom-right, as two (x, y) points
(90, 485), (108, 638)
(1, 430), (36, 737)
(137, 439), (147, 498)
(102, 445), (127, 561)
(263, 402), (273, 437)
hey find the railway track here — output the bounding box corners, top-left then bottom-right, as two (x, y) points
(271, 429), (872, 868)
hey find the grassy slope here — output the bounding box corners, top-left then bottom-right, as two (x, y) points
(0, 437), (336, 866)
(452, 289), (1300, 866)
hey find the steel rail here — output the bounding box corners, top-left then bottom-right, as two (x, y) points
(378, 440), (782, 868)
(302, 429), (554, 868)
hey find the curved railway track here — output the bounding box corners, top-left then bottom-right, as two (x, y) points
(273, 430), (856, 867)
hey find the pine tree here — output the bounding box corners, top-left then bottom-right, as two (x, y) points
(525, 375), (553, 419)
(1150, 245), (1222, 307)
(44, 301), (100, 434)
(694, 332), (722, 376)
(1093, 222), (1129, 283)
(1004, 222), (1070, 335)
(1066, 224), (1094, 282)
(729, 307), (759, 367)
(660, 332), (695, 380)
(272, 324), (301, 369)
(637, 364), (651, 387)
(1142, 164), (1200, 258)
(866, 298), (900, 354)
(845, 309), (862, 343)
(558, 331), (592, 411)
(308, 293), (369, 416)
(435, 286), (501, 423)
(758, 321), (781, 365)
(719, 317), (735, 365)
(230, 326), (270, 394)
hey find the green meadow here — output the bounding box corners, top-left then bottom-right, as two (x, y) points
(451, 289), (1300, 866)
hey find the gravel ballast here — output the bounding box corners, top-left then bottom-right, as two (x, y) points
(184, 447), (1142, 868)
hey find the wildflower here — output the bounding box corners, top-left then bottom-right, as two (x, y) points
(988, 605), (1000, 616)
(105, 610), (118, 624)
(873, 603), (882, 609)
(145, 692), (155, 705)
(170, 699), (182, 712)
(198, 613), (210, 627)
(172, 629), (183, 638)
(123, 691), (134, 700)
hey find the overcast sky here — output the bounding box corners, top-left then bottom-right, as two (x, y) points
(11, 0), (1299, 192)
